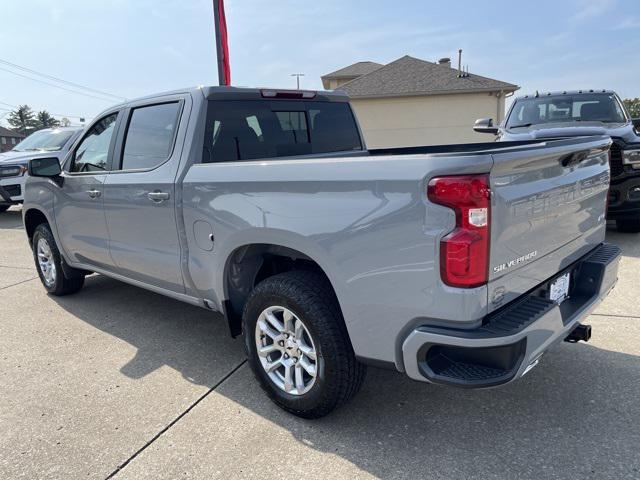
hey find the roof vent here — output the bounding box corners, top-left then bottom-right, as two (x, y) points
(439, 57), (452, 67)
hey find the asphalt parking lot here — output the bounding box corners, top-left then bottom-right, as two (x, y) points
(1, 206), (639, 480)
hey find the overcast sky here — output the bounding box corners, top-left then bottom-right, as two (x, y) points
(1, 0), (639, 126)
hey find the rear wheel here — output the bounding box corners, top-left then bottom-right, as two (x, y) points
(0, 205), (9, 213)
(32, 224), (85, 295)
(616, 218), (640, 233)
(243, 271), (366, 418)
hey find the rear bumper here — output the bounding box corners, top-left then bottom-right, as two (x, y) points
(402, 243), (621, 388)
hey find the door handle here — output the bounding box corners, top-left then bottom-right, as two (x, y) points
(147, 191), (170, 202)
(86, 189), (102, 198)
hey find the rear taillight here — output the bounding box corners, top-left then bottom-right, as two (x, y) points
(427, 174), (490, 288)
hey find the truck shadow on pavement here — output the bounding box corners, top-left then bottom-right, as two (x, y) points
(0, 207), (24, 230)
(51, 274), (640, 479)
(606, 225), (640, 259)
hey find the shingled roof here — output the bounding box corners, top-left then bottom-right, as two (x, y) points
(335, 55), (518, 98)
(0, 126), (25, 138)
(321, 61), (383, 80)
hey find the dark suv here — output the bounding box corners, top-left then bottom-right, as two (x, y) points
(474, 90), (640, 232)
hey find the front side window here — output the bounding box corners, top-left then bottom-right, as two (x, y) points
(120, 102), (181, 170)
(70, 113), (118, 173)
(203, 100), (361, 163)
(275, 111), (309, 145)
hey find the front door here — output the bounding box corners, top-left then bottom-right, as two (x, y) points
(103, 100), (186, 292)
(54, 112), (119, 269)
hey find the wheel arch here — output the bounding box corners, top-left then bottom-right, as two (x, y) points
(221, 242), (346, 339)
(24, 208), (51, 244)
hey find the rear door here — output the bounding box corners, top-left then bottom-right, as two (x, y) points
(103, 95), (189, 292)
(487, 136), (611, 311)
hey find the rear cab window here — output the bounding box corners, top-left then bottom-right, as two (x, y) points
(202, 100), (362, 163)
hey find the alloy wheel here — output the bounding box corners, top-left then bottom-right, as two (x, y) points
(254, 305), (318, 395)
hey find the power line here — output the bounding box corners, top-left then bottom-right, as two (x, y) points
(0, 57), (126, 101)
(0, 66), (121, 103)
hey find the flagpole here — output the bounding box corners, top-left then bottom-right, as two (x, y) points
(213, 0), (229, 86)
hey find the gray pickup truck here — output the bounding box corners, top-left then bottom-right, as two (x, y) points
(23, 86), (621, 418)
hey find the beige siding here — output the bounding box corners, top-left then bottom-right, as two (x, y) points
(324, 78), (355, 90)
(350, 93), (505, 148)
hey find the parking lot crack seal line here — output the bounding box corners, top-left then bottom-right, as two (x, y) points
(590, 313), (640, 319)
(0, 277), (38, 290)
(104, 359), (247, 480)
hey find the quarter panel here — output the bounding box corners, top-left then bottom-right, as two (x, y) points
(182, 154), (493, 364)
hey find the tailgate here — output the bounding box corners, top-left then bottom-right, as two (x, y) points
(487, 136), (611, 312)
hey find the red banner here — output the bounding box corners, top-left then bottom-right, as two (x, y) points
(214, 0), (231, 85)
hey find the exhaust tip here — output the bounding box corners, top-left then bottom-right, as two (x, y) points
(565, 324), (592, 343)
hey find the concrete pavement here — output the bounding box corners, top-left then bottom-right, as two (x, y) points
(0, 206), (639, 479)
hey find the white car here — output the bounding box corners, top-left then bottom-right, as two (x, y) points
(0, 127), (83, 213)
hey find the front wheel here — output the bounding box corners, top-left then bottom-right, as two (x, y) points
(32, 224), (85, 295)
(616, 218), (640, 233)
(243, 271), (366, 418)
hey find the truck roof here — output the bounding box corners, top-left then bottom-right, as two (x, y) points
(515, 89), (617, 100)
(200, 86), (350, 102)
(108, 86), (350, 110)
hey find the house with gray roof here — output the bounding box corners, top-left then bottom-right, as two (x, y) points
(0, 126), (25, 153)
(321, 54), (518, 147)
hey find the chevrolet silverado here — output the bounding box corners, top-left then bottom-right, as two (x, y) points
(22, 86), (620, 418)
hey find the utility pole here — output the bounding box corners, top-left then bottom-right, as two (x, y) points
(291, 73), (305, 89)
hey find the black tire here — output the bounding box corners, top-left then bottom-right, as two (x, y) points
(0, 205), (9, 213)
(616, 218), (640, 233)
(32, 223), (85, 296)
(243, 270), (366, 419)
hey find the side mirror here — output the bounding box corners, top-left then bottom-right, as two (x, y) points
(632, 118), (640, 135)
(473, 118), (499, 135)
(28, 157), (62, 178)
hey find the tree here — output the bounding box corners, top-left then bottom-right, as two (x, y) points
(624, 98), (640, 118)
(7, 105), (37, 135)
(60, 117), (71, 127)
(35, 110), (60, 129)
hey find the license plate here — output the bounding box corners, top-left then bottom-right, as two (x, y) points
(549, 272), (570, 304)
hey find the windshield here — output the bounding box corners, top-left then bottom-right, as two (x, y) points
(13, 129), (77, 152)
(507, 93), (627, 128)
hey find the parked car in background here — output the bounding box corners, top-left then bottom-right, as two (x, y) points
(474, 90), (640, 232)
(23, 86), (620, 418)
(0, 127), (83, 213)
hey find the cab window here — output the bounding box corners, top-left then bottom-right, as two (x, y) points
(120, 102), (181, 170)
(70, 113), (118, 173)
